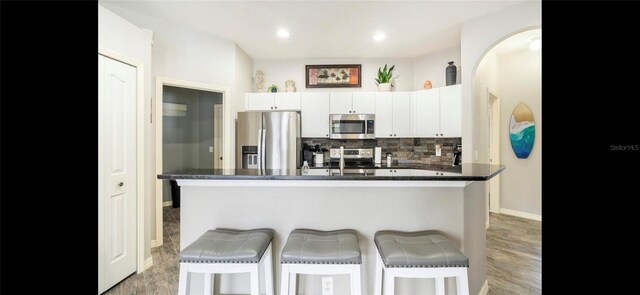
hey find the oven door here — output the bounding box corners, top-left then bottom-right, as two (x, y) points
(330, 114), (375, 139)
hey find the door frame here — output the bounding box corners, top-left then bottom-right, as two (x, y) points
(487, 88), (501, 214)
(213, 104), (224, 169)
(98, 47), (147, 274)
(154, 77), (231, 247)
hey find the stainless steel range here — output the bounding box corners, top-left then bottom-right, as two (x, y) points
(329, 148), (374, 167)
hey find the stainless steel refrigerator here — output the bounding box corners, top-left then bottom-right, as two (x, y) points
(236, 111), (301, 170)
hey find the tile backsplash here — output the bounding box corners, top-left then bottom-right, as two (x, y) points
(302, 137), (462, 167)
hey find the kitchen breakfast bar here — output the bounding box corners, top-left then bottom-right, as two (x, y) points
(159, 164), (504, 295)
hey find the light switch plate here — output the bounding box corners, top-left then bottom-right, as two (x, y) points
(322, 277), (333, 295)
(435, 144), (442, 157)
(209, 146), (213, 153)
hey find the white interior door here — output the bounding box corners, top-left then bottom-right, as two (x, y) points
(98, 54), (137, 294)
(214, 104), (223, 169)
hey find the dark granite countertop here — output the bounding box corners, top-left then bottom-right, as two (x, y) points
(158, 163), (505, 181)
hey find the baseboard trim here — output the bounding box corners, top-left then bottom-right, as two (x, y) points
(150, 239), (164, 248)
(478, 279), (489, 295)
(500, 208), (541, 221)
(143, 257), (153, 271)
(163, 201), (173, 207)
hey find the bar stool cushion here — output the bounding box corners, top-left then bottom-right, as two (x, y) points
(179, 228), (274, 263)
(281, 229), (362, 264)
(374, 230), (469, 268)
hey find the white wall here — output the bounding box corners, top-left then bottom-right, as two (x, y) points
(98, 4), (153, 261)
(473, 49), (499, 223)
(100, 2), (255, 242)
(253, 58), (415, 92)
(413, 46), (461, 89)
(233, 45), (254, 166)
(498, 49), (541, 216)
(461, 1), (541, 163)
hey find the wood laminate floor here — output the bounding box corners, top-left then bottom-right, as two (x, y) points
(104, 208), (541, 295)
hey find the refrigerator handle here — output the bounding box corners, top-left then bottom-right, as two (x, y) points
(256, 128), (262, 172)
(261, 129), (267, 169)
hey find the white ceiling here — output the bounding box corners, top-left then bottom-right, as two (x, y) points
(101, 0), (529, 59)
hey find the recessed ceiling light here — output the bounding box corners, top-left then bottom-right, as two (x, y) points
(373, 32), (386, 41)
(277, 29), (290, 38)
(529, 37), (541, 51)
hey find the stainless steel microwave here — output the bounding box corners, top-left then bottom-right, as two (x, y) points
(329, 114), (375, 139)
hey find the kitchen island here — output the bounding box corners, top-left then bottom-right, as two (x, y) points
(159, 164), (504, 295)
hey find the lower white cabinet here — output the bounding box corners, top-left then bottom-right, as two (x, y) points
(302, 168), (330, 176)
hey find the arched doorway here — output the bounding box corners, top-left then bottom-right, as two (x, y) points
(472, 28), (542, 224)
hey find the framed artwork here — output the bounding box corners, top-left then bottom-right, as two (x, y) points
(509, 102), (535, 159)
(305, 64), (361, 88)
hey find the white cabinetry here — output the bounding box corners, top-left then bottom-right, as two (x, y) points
(375, 92), (413, 138)
(301, 92), (330, 138)
(376, 169), (412, 176)
(302, 168), (330, 176)
(414, 84), (461, 137)
(352, 92), (375, 114)
(330, 92), (374, 114)
(438, 85), (462, 137)
(246, 93), (301, 111)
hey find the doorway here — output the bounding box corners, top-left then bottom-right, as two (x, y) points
(488, 90), (501, 214)
(154, 77), (231, 247)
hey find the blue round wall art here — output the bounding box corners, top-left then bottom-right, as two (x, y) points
(509, 103), (535, 159)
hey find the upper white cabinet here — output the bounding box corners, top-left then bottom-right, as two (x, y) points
(374, 92), (392, 137)
(330, 92), (374, 114)
(301, 92), (330, 138)
(414, 89), (440, 137)
(374, 92), (413, 138)
(329, 92), (352, 114)
(352, 92), (375, 114)
(246, 93), (301, 111)
(438, 84), (462, 137)
(392, 92), (413, 137)
(414, 85), (461, 137)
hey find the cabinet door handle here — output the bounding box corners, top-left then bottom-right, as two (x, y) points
(390, 134), (392, 136)
(219, 156), (223, 160)
(394, 134), (396, 136)
(394, 170), (397, 172)
(326, 134), (329, 137)
(275, 106), (278, 109)
(119, 182), (124, 187)
(270, 107), (273, 109)
(435, 133), (438, 136)
(440, 133), (443, 136)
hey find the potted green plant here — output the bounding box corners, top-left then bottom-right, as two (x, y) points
(375, 64), (395, 91)
(267, 84), (278, 93)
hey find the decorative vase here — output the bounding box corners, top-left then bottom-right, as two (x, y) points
(378, 83), (391, 92)
(423, 80), (432, 90)
(446, 61), (457, 86)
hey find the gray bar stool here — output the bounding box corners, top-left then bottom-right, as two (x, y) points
(178, 228), (274, 295)
(374, 230), (469, 295)
(280, 229), (362, 295)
